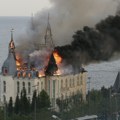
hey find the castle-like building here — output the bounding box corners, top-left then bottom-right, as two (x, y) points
(0, 17), (87, 110)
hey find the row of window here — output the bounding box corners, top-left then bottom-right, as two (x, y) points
(3, 81), (32, 94)
(17, 81), (31, 94)
(17, 81), (44, 94)
(61, 76), (83, 88)
(61, 90), (82, 100)
(3, 81), (44, 94)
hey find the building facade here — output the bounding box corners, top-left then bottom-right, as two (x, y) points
(0, 71), (87, 109)
(0, 18), (87, 109)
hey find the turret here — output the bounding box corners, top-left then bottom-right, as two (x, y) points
(2, 29), (17, 76)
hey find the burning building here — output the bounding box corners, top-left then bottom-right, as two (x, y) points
(0, 18), (87, 110)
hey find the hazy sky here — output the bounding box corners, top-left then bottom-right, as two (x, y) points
(0, 0), (119, 16)
(0, 0), (51, 16)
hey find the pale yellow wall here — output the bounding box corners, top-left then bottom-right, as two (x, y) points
(47, 72), (87, 108)
(0, 71), (87, 108)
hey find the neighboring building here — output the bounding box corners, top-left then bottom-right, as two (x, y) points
(112, 72), (120, 93)
(0, 18), (87, 110)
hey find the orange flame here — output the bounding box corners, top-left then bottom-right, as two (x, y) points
(10, 40), (15, 49)
(53, 50), (62, 65)
(53, 50), (62, 75)
(54, 69), (62, 75)
(15, 50), (63, 76)
(16, 61), (20, 66)
(38, 70), (45, 78)
(16, 54), (22, 70)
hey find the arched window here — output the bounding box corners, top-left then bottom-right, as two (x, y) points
(2, 67), (8, 76)
(5, 69), (8, 74)
(28, 82), (31, 94)
(22, 71), (26, 78)
(17, 81), (20, 93)
(28, 72), (31, 79)
(3, 81), (6, 93)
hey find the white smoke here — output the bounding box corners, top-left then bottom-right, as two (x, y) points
(17, 0), (118, 47)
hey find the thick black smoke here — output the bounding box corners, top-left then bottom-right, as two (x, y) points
(55, 15), (120, 68)
(15, 0), (120, 74)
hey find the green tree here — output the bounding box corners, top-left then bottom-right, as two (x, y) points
(39, 90), (50, 108)
(0, 109), (4, 120)
(20, 88), (30, 114)
(14, 94), (20, 114)
(8, 97), (13, 116)
(31, 90), (37, 111)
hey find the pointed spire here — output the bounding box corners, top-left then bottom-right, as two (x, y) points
(11, 28), (14, 41)
(31, 13), (35, 30)
(44, 13), (54, 48)
(9, 28), (15, 52)
(48, 13), (50, 24)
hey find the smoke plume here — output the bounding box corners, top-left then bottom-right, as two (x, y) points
(16, 0), (118, 46)
(16, 0), (120, 74)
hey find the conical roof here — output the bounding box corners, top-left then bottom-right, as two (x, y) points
(45, 53), (58, 76)
(2, 30), (17, 75)
(113, 72), (120, 93)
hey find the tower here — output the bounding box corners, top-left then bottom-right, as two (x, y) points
(2, 29), (17, 76)
(44, 14), (54, 48)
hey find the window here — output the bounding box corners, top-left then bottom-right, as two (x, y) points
(3, 81), (6, 93)
(5, 68), (7, 74)
(2, 67), (8, 75)
(77, 76), (79, 85)
(73, 79), (75, 87)
(28, 82), (31, 94)
(3, 95), (6, 103)
(80, 75), (83, 85)
(61, 80), (63, 88)
(28, 72), (31, 78)
(37, 82), (39, 86)
(23, 82), (25, 90)
(53, 80), (56, 98)
(17, 82), (20, 93)
(66, 79), (68, 87)
(70, 79), (72, 87)
(41, 82), (43, 90)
